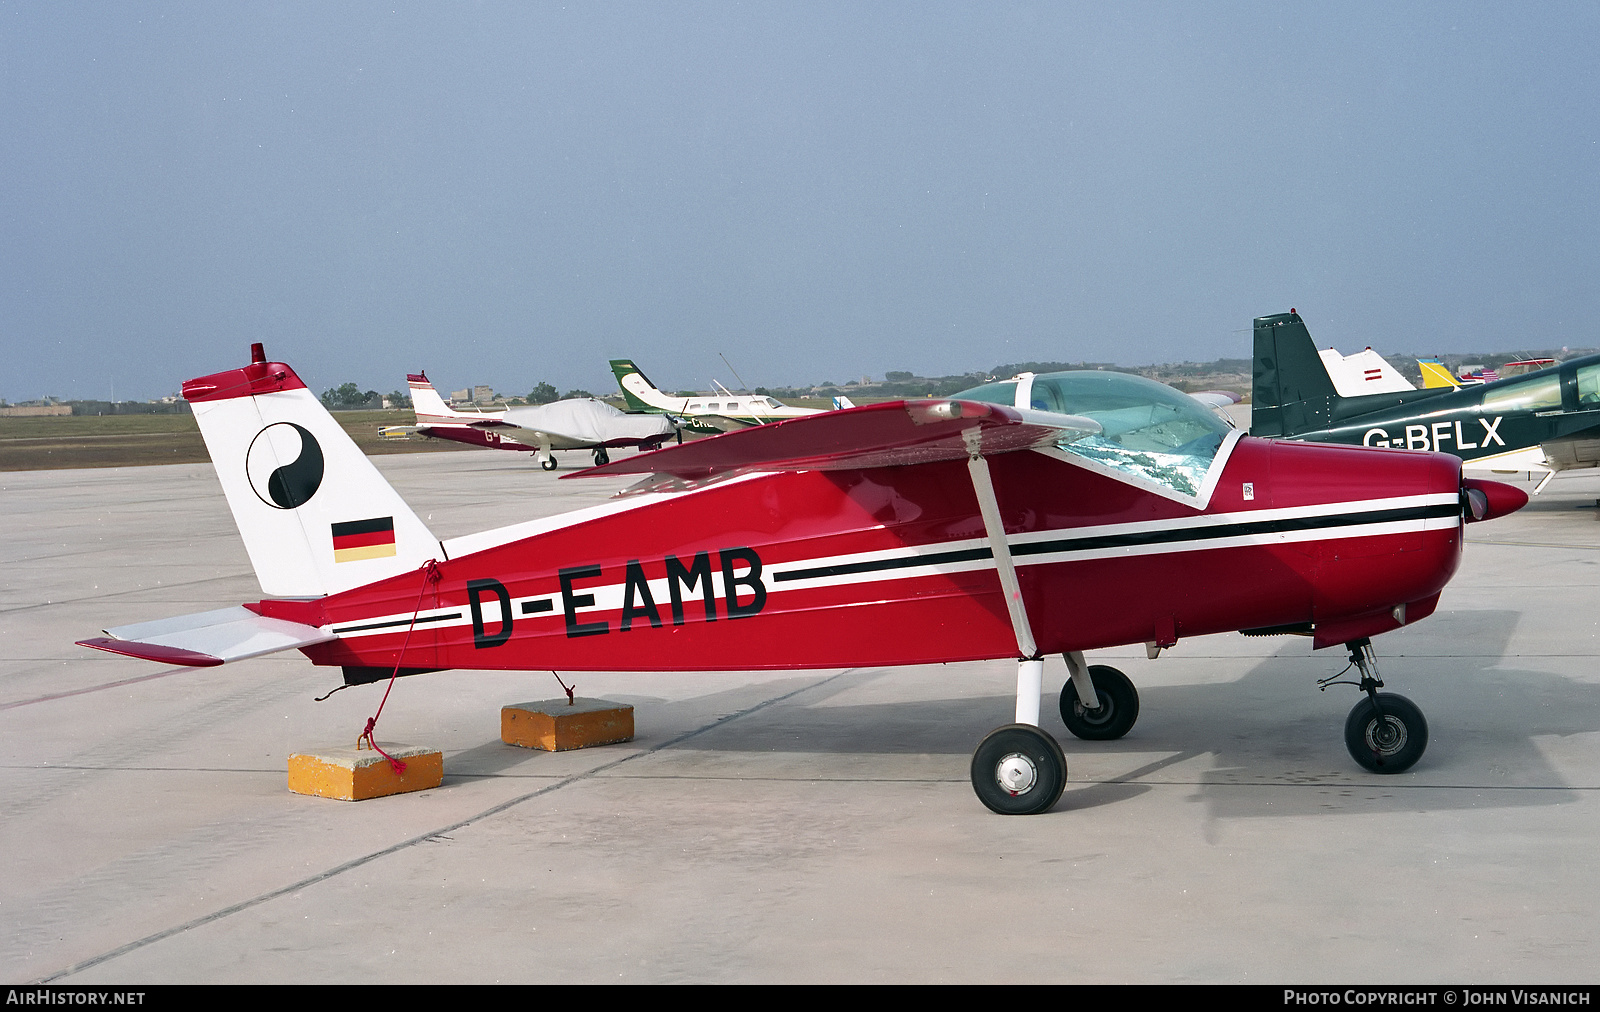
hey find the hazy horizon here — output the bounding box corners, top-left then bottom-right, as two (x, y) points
(6, 2), (1598, 402)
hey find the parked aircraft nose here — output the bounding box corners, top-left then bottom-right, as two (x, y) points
(1461, 478), (1529, 523)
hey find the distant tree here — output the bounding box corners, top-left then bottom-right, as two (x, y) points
(754, 387), (771, 396)
(321, 383), (381, 409)
(885, 370), (914, 382)
(386, 390), (411, 408)
(528, 382), (559, 404)
(561, 389), (594, 400)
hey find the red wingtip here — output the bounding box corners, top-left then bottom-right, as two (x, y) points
(76, 637), (225, 667)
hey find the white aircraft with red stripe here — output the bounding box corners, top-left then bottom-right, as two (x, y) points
(384, 371), (676, 469)
(79, 345), (1527, 814)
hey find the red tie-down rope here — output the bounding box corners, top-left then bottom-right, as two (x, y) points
(357, 558), (443, 773)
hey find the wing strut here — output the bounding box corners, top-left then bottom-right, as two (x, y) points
(965, 441), (1045, 727)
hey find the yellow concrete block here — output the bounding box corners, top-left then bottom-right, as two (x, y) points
(287, 743), (444, 801)
(502, 697), (634, 751)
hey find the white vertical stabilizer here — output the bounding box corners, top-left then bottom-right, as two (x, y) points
(186, 348), (441, 597)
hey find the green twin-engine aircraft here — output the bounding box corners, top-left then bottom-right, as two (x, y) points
(1252, 311), (1600, 492)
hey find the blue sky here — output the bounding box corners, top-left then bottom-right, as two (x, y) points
(4, 2), (1597, 401)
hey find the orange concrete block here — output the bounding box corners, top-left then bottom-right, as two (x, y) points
(502, 697), (634, 751)
(287, 743), (444, 801)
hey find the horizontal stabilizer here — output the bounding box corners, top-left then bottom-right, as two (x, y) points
(568, 399), (1100, 480)
(77, 606), (335, 667)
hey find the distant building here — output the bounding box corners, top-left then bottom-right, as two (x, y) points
(473, 385), (495, 404)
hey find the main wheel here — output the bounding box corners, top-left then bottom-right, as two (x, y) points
(1344, 693), (1428, 773)
(593, 448), (610, 466)
(1059, 664), (1140, 741)
(540, 456), (558, 471)
(970, 724), (1067, 815)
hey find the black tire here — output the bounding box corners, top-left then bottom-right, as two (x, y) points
(1344, 693), (1428, 773)
(970, 724), (1067, 815)
(594, 448), (610, 466)
(1059, 664), (1140, 741)
(540, 456), (558, 471)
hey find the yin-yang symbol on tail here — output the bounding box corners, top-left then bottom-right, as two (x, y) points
(245, 423), (325, 509)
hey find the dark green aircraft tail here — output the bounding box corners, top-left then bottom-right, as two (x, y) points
(1251, 311), (1343, 437)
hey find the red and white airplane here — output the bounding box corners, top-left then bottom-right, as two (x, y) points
(78, 345), (1528, 814)
(383, 372), (677, 469)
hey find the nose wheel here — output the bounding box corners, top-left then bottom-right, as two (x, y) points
(1344, 693), (1428, 773)
(539, 455), (558, 471)
(970, 724), (1067, 815)
(1323, 638), (1429, 774)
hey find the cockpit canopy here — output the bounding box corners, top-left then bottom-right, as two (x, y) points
(953, 371), (1234, 497)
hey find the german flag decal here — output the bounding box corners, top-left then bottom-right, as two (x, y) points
(332, 517), (397, 563)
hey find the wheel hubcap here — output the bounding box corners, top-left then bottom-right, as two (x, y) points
(1366, 715), (1407, 755)
(1076, 693), (1113, 726)
(996, 752), (1038, 795)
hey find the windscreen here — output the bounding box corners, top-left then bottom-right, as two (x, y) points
(953, 371), (1232, 496)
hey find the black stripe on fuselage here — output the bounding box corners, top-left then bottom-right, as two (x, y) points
(771, 503), (1457, 584)
(331, 611), (463, 635)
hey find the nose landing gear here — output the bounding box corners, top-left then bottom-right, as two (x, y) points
(1322, 638), (1429, 773)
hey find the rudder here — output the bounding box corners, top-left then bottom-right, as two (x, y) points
(1251, 310), (1340, 437)
(407, 371), (465, 421)
(184, 345), (442, 598)
(609, 359), (672, 413)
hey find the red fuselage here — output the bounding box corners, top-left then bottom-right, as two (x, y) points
(254, 435), (1468, 675)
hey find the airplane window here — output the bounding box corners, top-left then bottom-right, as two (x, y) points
(955, 372), (1230, 497)
(1578, 364), (1600, 405)
(689, 403), (703, 410)
(1483, 374), (1561, 413)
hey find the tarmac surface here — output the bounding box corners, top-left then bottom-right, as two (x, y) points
(3, 443), (1599, 984)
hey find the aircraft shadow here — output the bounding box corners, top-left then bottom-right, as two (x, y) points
(643, 610), (1589, 817)
(439, 610), (1593, 817)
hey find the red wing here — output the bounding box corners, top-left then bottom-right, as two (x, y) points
(567, 399), (1100, 480)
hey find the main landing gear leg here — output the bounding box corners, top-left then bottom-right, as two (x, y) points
(1321, 638), (1429, 774)
(971, 657), (1067, 816)
(964, 453), (1064, 814)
